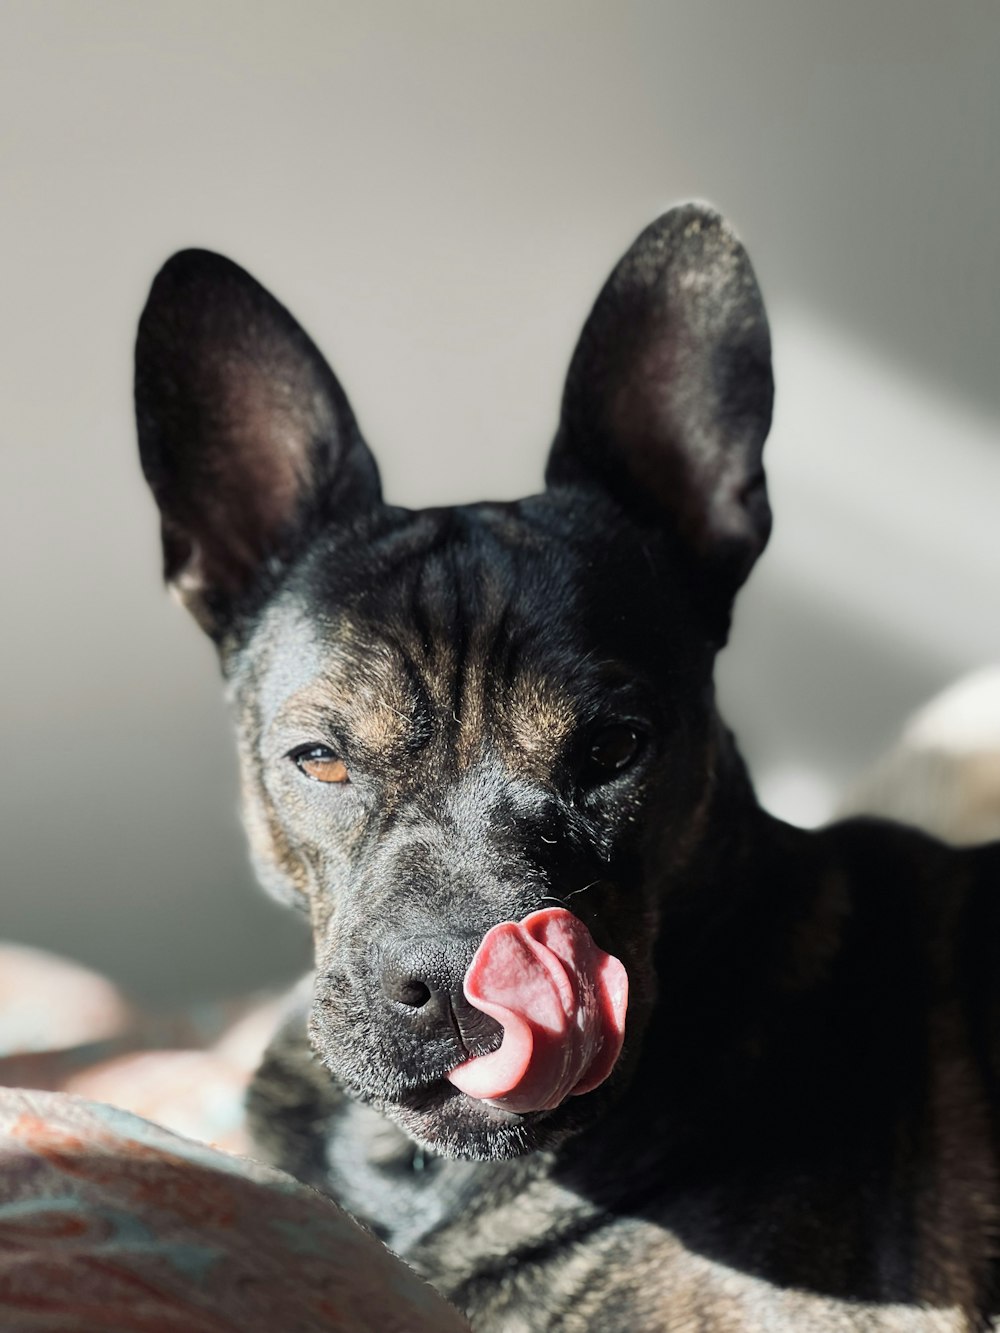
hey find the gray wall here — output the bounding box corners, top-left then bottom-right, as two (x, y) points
(2, 1), (998, 1003)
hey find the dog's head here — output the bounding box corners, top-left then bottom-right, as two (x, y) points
(136, 204), (773, 1160)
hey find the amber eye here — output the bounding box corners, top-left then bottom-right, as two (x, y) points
(585, 724), (642, 779)
(290, 745), (350, 784)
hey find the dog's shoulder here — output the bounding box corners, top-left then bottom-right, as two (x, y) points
(813, 816), (1000, 1133)
(811, 813), (998, 923)
(808, 815), (1000, 1009)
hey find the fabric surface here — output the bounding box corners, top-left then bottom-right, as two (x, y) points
(0, 942), (291, 1153)
(0, 950), (469, 1330)
(0, 1088), (470, 1333)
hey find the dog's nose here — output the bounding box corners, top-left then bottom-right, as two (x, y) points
(379, 935), (501, 1051)
(379, 936), (468, 1012)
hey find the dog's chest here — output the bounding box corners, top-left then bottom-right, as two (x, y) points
(290, 1092), (991, 1331)
(329, 1118), (991, 1332)
(409, 1204), (978, 1333)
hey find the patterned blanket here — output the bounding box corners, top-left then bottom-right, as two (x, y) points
(0, 946), (470, 1332)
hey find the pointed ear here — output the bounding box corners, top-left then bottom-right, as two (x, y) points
(546, 204), (773, 600)
(135, 250), (381, 637)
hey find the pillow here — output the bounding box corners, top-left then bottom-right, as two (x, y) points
(0, 1088), (470, 1333)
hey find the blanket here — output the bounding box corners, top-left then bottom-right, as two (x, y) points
(0, 946), (470, 1331)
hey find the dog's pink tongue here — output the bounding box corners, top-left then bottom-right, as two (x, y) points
(446, 909), (628, 1114)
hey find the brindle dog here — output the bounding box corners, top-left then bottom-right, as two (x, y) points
(136, 205), (1000, 1331)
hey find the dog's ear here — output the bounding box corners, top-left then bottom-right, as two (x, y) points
(546, 204), (773, 603)
(135, 250), (381, 637)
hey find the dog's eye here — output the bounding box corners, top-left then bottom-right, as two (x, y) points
(289, 745), (350, 784)
(585, 724), (642, 779)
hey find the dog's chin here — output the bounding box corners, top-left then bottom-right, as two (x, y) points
(371, 1080), (581, 1161)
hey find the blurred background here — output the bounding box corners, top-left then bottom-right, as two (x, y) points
(2, 1), (998, 1005)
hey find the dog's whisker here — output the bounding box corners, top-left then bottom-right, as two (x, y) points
(565, 879), (602, 901)
(538, 880), (603, 913)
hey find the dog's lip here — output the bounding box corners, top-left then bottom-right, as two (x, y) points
(400, 1077), (546, 1124)
(452, 1087), (535, 1124)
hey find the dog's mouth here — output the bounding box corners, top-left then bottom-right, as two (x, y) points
(446, 909), (629, 1115)
(315, 908), (629, 1158)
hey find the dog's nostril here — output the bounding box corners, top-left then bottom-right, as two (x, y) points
(396, 979), (432, 1009)
(380, 953), (439, 1009)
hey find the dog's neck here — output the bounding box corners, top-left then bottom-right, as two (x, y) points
(559, 725), (866, 1192)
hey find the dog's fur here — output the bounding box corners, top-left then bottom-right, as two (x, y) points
(136, 205), (1000, 1330)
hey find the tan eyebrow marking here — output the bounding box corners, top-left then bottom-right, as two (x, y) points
(275, 645), (418, 758)
(502, 671), (577, 771)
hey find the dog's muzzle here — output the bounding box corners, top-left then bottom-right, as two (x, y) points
(378, 933), (503, 1056)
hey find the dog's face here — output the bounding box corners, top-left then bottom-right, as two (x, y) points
(136, 204), (773, 1160)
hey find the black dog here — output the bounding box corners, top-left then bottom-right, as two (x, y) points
(136, 205), (1000, 1331)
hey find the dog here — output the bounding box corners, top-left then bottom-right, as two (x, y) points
(135, 204), (1000, 1331)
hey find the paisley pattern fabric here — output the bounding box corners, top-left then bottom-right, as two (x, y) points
(0, 1088), (470, 1333)
(0, 950), (469, 1330)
